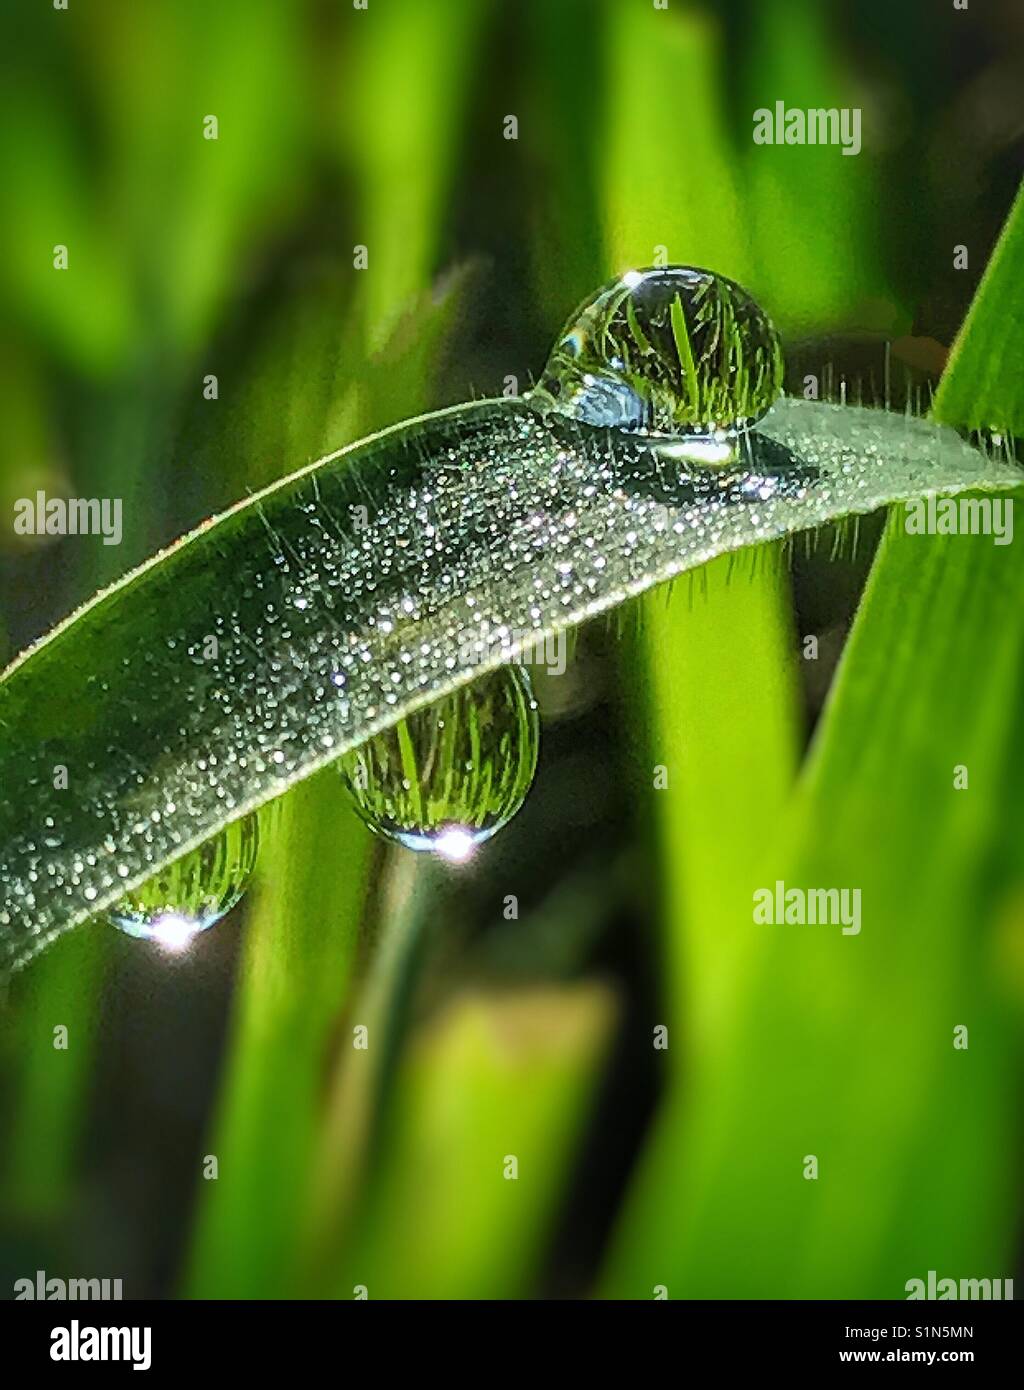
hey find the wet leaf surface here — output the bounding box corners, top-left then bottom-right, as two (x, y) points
(1, 394), (1020, 969)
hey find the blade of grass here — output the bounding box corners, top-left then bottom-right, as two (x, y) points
(603, 184), (1024, 1297)
(602, 0), (802, 1062)
(327, 981), (617, 1299)
(526, 0), (606, 322)
(6, 390), (1010, 974)
(299, 850), (433, 1286)
(933, 179), (1024, 435)
(634, 553), (800, 1042)
(600, 3), (747, 281)
(182, 771), (371, 1298)
(1, 931), (104, 1226)
(83, 0), (306, 356)
(599, 0), (908, 1298)
(337, 0), (492, 351)
(605, 517), (1024, 1296)
(743, 0), (900, 335)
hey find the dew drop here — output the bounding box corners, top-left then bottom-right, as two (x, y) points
(531, 264), (783, 441)
(340, 663), (539, 861)
(106, 812), (260, 949)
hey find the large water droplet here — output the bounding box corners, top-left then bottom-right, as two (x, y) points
(531, 265), (783, 439)
(107, 813), (260, 950)
(340, 663), (539, 861)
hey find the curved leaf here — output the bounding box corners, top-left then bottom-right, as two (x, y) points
(1, 395), (1020, 969)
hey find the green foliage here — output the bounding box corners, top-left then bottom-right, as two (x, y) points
(597, 0), (1024, 1297)
(1, 0), (1021, 1305)
(933, 180), (1024, 436)
(327, 982), (616, 1299)
(184, 772), (371, 1298)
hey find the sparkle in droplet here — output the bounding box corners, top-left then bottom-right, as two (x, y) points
(106, 812), (260, 946)
(339, 663), (539, 860)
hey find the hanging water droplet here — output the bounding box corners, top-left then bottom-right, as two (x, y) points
(530, 265), (783, 443)
(340, 663), (539, 861)
(107, 812), (260, 950)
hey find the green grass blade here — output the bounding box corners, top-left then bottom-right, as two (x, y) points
(600, 3), (747, 281)
(1, 932), (104, 1224)
(299, 852), (434, 1282)
(600, 0), (802, 962)
(635, 552), (799, 1039)
(338, 0), (491, 351)
(182, 772), (370, 1298)
(526, 0), (606, 318)
(603, 183), (1024, 1298)
(604, 520), (1024, 1296)
(743, 0), (897, 333)
(327, 982), (617, 1299)
(933, 179), (1024, 435)
(600, 0), (837, 1105)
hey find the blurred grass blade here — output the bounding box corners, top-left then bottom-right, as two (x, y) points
(601, 3), (747, 282)
(325, 982), (616, 1299)
(182, 772), (370, 1298)
(526, 0), (606, 319)
(0, 1), (307, 371)
(933, 178), (1024, 435)
(604, 519), (1024, 1297)
(0, 931), (104, 1223)
(602, 185), (1024, 1298)
(300, 852), (436, 1281)
(338, 0), (492, 351)
(633, 550), (799, 1043)
(600, 0), (802, 1044)
(743, 0), (898, 333)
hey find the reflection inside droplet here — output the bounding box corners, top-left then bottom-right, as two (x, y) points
(530, 264), (783, 443)
(107, 812), (260, 946)
(340, 663), (539, 861)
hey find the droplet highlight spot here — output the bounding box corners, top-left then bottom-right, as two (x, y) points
(107, 812), (260, 949)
